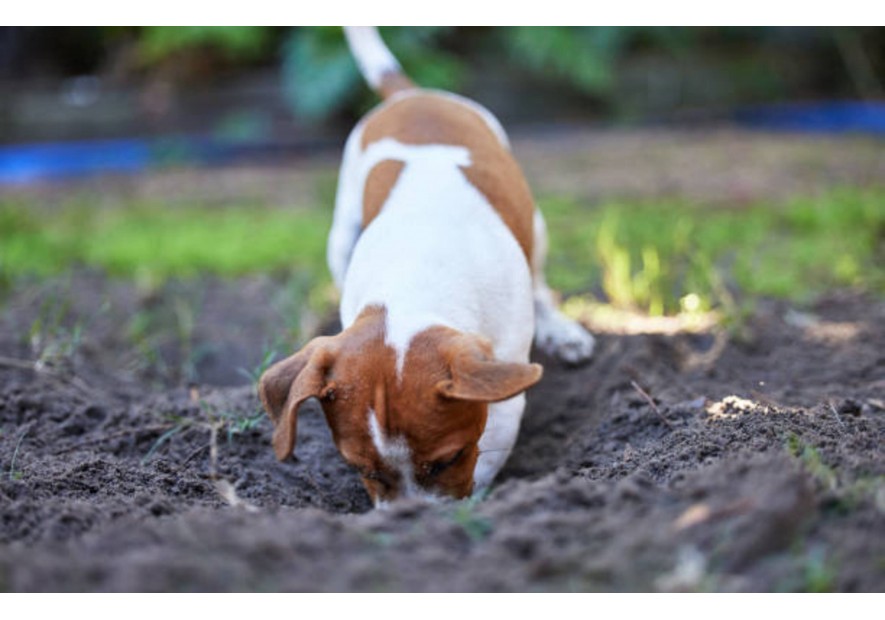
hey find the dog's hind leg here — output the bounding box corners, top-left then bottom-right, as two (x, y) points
(531, 209), (596, 364)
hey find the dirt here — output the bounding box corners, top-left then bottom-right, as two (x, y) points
(1, 128), (883, 592)
(0, 270), (882, 591)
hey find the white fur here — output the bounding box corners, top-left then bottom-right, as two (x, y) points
(367, 409), (417, 496)
(327, 88), (594, 496)
(339, 137), (535, 368)
(327, 121), (368, 290)
(329, 88), (509, 291)
(343, 27), (403, 92)
(475, 393), (526, 491)
(334, 133), (534, 492)
(368, 409), (441, 506)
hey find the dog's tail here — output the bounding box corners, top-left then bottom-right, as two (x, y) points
(344, 27), (415, 99)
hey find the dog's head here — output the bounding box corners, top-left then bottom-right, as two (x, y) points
(258, 306), (541, 505)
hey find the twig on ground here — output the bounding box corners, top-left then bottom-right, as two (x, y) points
(208, 421), (221, 480)
(0, 355), (100, 401)
(828, 402), (846, 430)
(214, 478), (259, 513)
(205, 419), (259, 512)
(630, 380), (673, 429)
(673, 498), (755, 531)
(177, 443), (211, 471)
(0, 356), (37, 371)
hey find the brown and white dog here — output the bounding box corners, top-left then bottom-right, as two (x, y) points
(259, 27), (595, 507)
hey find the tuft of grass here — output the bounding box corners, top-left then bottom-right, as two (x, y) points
(271, 269), (330, 346)
(23, 283), (109, 368)
(799, 546), (838, 593)
(450, 492), (493, 542)
(202, 399), (265, 444)
(785, 433), (838, 491)
(141, 397), (266, 466)
(141, 415), (194, 465)
(127, 307), (169, 380)
(237, 345), (280, 391)
(7, 427), (29, 481)
(786, 433), (885, 518)
(124, 287), (205, 384)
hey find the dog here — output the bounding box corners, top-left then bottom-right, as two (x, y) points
(259, 27), (595, 507)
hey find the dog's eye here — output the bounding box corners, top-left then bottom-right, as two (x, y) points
(362, 469), (393, 490)
(423, 448), (465, 479)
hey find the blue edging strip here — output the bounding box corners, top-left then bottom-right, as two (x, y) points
(2, 102), (883, 185)
(0, 139), (151, 184)
(734, 102), (885, 135)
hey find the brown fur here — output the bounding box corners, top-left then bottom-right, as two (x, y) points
(378, 72), (415, 99)
(363, 160), (406, 225)
(259, 306), (541, 503)
(359, 91), (535, 260)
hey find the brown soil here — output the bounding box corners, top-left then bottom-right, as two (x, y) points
(0, 273), (882, 592)
(0, 128), (883, 592)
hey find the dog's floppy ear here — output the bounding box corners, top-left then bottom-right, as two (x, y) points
(258, 336), (338, 460)
(437, 333), (543, 403)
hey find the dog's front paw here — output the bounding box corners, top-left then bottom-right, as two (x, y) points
(535, 312), (595, 364)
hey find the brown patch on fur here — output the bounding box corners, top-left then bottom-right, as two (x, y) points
(258, 306), (541, 503)
(378, 71), (415, 99)
(363, 160), (405, 225)
(359, 91), (535, 260)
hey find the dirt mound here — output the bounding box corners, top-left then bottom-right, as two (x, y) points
(0, 277), (882, 591)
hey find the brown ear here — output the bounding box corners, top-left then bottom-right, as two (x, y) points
(437, 334), (543, 403)
(258, 337), (337, 461)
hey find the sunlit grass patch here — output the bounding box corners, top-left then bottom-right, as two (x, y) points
(542, 187), (885, 316)
(1, 186), (882, 323)
(0, 199), (331, 283)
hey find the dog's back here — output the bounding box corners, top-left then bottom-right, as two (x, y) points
(337, 28), (538, 364)
(359, 92), (536, 261)
(343, 28), (535, 260)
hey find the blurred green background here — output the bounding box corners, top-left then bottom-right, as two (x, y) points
(1, 27), (883, 340)
(2, 26), (884, 137)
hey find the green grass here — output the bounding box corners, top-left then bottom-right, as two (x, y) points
(543, 187), (884, 314)
(1, 186), (882, 316)
(449, 493), (493, 541)
(785, 432), (884, 515)
(800, 547), (838, 593)
(0, 200), (331, 283)
(7, 426), (28, 481)
(785, 433), (838, 491)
